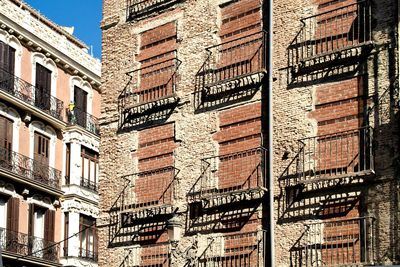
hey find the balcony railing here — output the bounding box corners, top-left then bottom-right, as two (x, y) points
(121, 242), (170, 267)
(80, 177), (98, 192)
(0, 227), (59, 263)
(188, 147), (267, 202)
(197, 231), (263, 266)
(79, 247), (98, 262)
(66, 106), (100, 135)
(290, 217), (375, 266)
(0, 146), (61, 190)
(119, 58), (181, 109)
(195, 31), (267, 91)
(126, 0), (181, 21)
(288, 0), (372, 67)
(279, 127), (374, 189)
(0, 68), (64, 120)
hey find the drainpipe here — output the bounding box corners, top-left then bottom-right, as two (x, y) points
(264, 0), (275, 265)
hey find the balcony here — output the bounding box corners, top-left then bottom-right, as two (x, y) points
(108, 166), (179, 246)
(195, 31), (267, 109)
(66, 106), (100, 135)
(118, 58), (181, 129)
(0, 227), (60, 263)
(188, 147), (267, 207)
(0, 68), (64, 121)
(288, 1), (373, 81)
(197, 231), (263, 266)
(0, 146), (61, 190)
(290, 217), (375, 266)
(80, 177), (98, 192)
(126, 0), (182, 21)
(279, 127), (374, 189)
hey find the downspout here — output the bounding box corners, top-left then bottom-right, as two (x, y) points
(267, 0), (275, 265)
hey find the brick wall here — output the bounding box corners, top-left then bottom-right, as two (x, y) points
(213, 103), (261, 190)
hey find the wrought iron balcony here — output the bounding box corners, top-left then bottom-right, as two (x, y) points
(288, 0), (372, 68)
(80, 177), (98, 192)
(0, 146), (61, 190)
(79, 247), (98, 262)
(187, 147), (267, 206)
(0, 227), (60, 263)
(108, 166), (179, 246)
(118, 58), (181, 129)
(0, 68), (64, 120)
(121, 242), (170, 267)
(195, 31), (267, 107)
(66, 106), (100, 135)
(290, 217), (375, 267)
(126, 0), (181, 21)
(197, 231), (263, 266)
(279, 127), (374, 192)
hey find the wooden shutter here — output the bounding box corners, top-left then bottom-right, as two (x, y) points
(0, 116), (12, 151)
(44, 209), (55, 242)
(35, 63), (51, 110)
(34, 132), (50, 164)
(6, 197), (19, 232)
(0, 41), (10, 71)
(74, 86), (88, 127)
(28, 203), (35, 237)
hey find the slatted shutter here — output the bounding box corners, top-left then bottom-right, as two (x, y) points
(6, 197), (19, 232)
(0, 116), (12, 150)
(74, 86), (88, 127)
(44, 209), (55, 242)
(35, 63), (51, 110)
(33, 132), (50, 182)
(28, 203), (35, 237)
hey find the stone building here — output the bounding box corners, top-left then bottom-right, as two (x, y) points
(98, 0), (399, 266)
(0, 0), (101, 267)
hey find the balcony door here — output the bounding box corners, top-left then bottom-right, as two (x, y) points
(74, 86), (88, 128)
(33, 132), (50, 183)
(35, 63), (51, 111)
(0, 41), (15, 93)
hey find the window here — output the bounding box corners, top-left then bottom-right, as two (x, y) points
(74, 86), (88, 128)
(28, 204), (55, 257)
(0, 196), (7, 229)
(0, 41), (15, 93)
(33, 132), (50, 182)
(35, 63), (52, 111)
(81, 146), (99, 191)
(79, 215), (97, 261)
(64, 212), (69, 256)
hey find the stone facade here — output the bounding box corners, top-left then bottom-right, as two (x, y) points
(99, 0), (399, 266)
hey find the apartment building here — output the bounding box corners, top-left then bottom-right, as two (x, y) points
(0, 1), (101, 267)
(99, 0), (268, 266)
(99, 0), (399, 267)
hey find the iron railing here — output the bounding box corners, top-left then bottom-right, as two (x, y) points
(279, 127), (374, 188)
(118, 58), (181, 114)
(188, 147), (267, 201)
(0, 227), (59, 262)
(66, 106), (100, 135)
(290, 217), (375, 266)
(288, 0), (372, 66)
(0, 68), (64, 120)
(121, 242), (170, 267)
(108, 166), (178, 244)
(80, 177), (98, 192)
(79, 247), (98, 262)
(195, 31), (267, 90)
(197, 231), (263, 266)
(0, 146), (61, 189)
(127, 0), (181, 20)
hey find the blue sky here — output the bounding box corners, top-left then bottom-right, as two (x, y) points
(24, 0), (102, 59)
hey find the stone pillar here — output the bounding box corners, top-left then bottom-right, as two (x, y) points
(67, 211), (80, 257)
(69, 142), (81, 186)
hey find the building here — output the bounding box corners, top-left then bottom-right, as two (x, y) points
(98, 0), (399, 267)
(0, 1), (101, 267)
